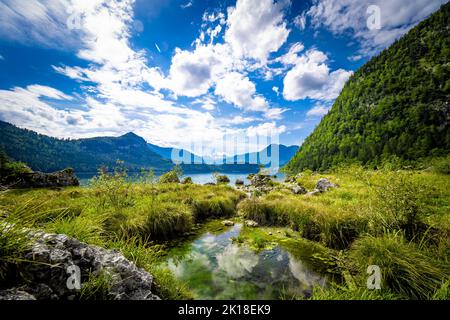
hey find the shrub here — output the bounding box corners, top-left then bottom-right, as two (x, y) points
(235, 179), (244, 186)
(428, 156), (450, 175)
(90, 163), (133, 210)
(181, 177), (193, 184)
(159, 170), (181, 184)
(215, 174), (230, 184)
(370, 171), (430, 241)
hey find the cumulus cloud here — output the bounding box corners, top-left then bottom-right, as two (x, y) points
(0, 0), (289, 156)
(306, 0), (444, 57)
(214, 72), (268, 112)
(283, 49), (353, 101)
(224, 0), (291, 63)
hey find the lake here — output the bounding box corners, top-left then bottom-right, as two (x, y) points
(77, 172), (286, 186)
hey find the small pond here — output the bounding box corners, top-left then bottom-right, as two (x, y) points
(165, 223), (327, 300)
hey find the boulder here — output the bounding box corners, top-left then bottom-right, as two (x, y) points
(284, 183), (307, 195)
(2, 231), (160, 300)
(250, 174), (272, 188)
(0, 288), (37, 300)
(222, 220), (235, 226)
(9, 168), (79, 189)
(245, 220), (259, 228)
(315, 178), (338, 192)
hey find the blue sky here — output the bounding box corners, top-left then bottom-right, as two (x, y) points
(0, 0), (446, 157)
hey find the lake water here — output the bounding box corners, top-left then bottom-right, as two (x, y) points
(165, 224), (326, 300)
(78, 172), (285, 186)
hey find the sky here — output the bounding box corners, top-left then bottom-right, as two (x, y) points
(0, 0), (446, 157)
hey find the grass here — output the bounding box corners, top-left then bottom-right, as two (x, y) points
(1, 163), (449, 300)
(0, 173), (244, 299)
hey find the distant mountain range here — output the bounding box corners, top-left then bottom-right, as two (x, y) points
(0, 121), (298, 174)
(148, 142), (298, 167)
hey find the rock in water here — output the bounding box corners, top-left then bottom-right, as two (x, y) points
(0, 231), (160, 300)
(222, 220), (235, 226)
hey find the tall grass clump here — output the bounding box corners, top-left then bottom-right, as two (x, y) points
(369, 171), (432, 241)
(124, 200), (193, 240)
(350, 234), (449, 299)
(90, 161), (133, 210)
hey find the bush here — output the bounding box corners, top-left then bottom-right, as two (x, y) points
(428, 156), (450, 174)
(90, 163), (133, 210)
(214, 173), (230, 184)
(159, 170), (181, 184)
(181, 177), (193, 184)
(235, 179), (244, 186)
(370, 171), (430, 241)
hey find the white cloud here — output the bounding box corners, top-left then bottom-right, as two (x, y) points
(192, 95), (217, 111)
(293, 12), (307, 30)
(307, 0), (444, 57)
(224, 0), (290, 63)
(283, 49), (353, 101)
(227, 115), (257, 125)
(180, 1), (193, 9)
(272, 86), (279, 96)
(1, 0), (289, 156)
(0, 0), (82, 49)
(306, 103), (331, 117)
(214, 72), (268, 112)
(265, 107), (288, 120)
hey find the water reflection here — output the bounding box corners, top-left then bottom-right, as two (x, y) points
(166, 224), (326, 300)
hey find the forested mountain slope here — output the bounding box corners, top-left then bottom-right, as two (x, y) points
(285, 3), (450, 172)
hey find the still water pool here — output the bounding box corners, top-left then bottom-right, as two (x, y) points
(165, 224), (326, 300)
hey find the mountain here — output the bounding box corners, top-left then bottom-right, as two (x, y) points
(285, 3), (450, 172)
(0, 121), (173, 173)
(226, 144), (299, 167)
(149, 142), (298, 172)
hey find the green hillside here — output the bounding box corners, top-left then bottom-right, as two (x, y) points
(0, 121), (173, 173)
(285, 3), (450, 172)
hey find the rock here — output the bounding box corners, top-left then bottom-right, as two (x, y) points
(0, 289), (36, 300)
(245, 220), (259, 228)
(222, 220), (235, 226)
(250, 174), (272, 188)
(306, 189), (321, 196)
(283, 183), (307, 195)
(9, 168), (79, 189)
(2, 231), (160, 300)
(315, 178), (338, 192)
(268, 232), (272, 236)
